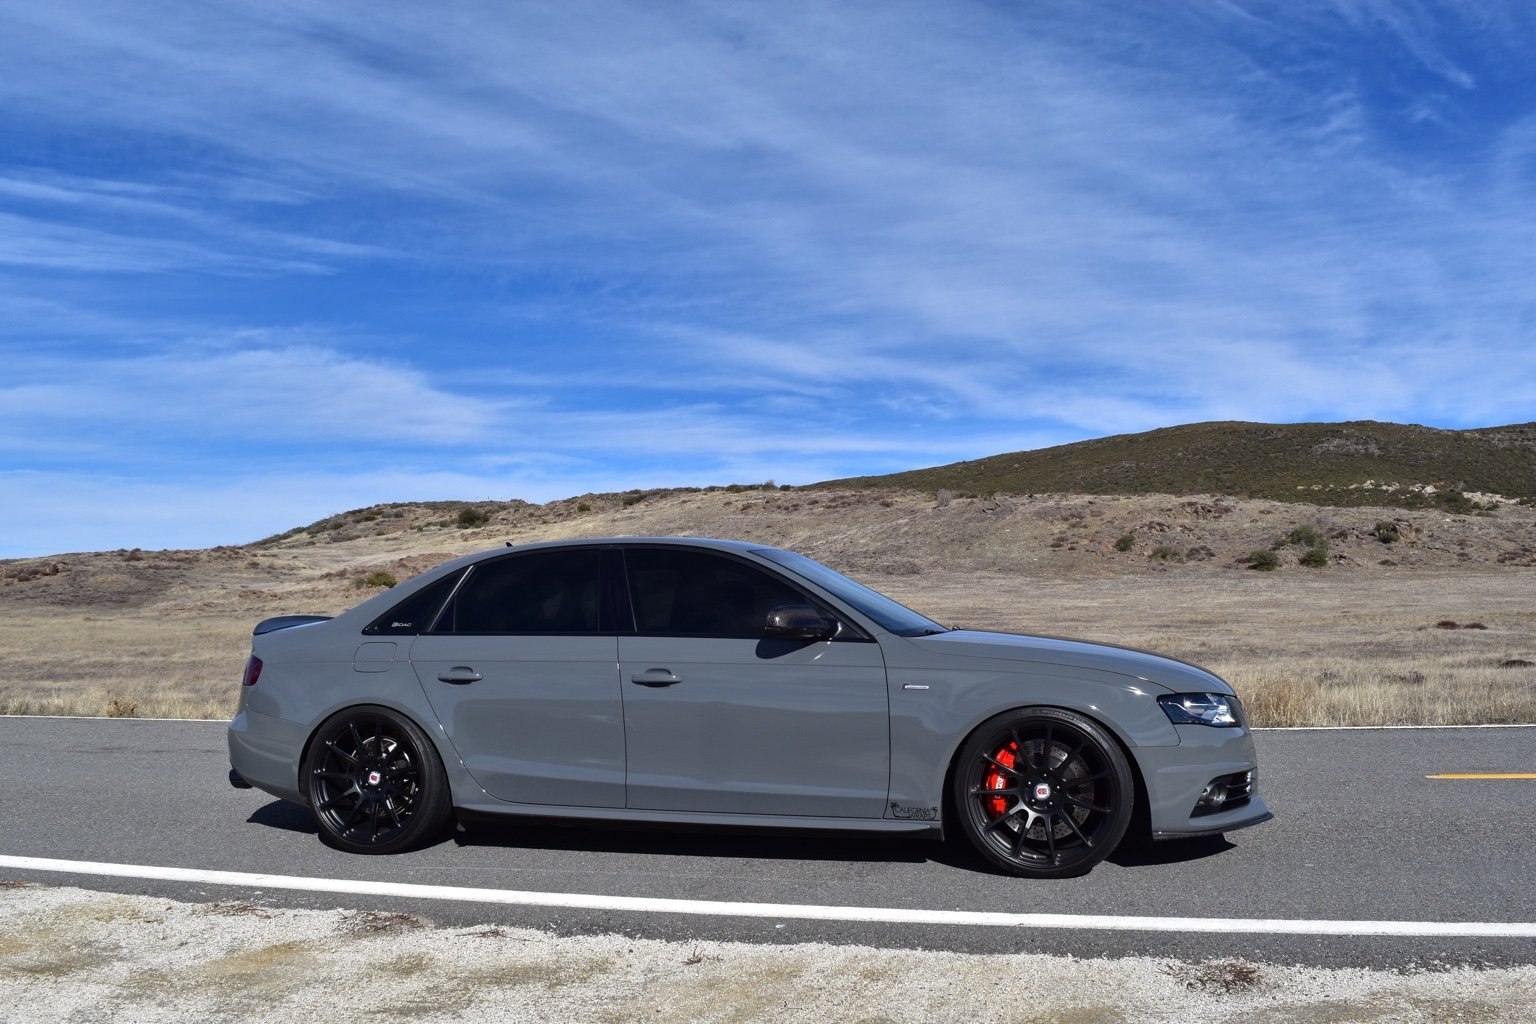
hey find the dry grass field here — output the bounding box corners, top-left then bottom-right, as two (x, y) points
(2, 488), (1533, 726)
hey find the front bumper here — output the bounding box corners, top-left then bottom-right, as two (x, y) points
(1137, 724), (1274, 839)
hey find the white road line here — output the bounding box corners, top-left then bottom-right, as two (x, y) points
(1257, 724), (1536, 731)
(0, 715), (224, 723)
(3, 855), (1534, 938)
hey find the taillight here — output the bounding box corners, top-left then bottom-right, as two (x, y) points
(242, 655), (263, 687)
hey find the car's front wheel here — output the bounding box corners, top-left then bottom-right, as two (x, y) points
(952, 707), (1133, 878)
(302, 705), (450, 854)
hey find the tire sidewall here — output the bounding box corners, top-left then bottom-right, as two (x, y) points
(951, 706), (1134, 878)
(302, 704), (451, 855)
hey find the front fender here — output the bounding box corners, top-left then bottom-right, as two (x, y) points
(880, 639), (1179, 819)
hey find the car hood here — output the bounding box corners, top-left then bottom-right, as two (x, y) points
(905, 630), (1233, 695)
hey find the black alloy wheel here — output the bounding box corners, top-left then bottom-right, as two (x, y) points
(302, 705), (450, 854)
(952, 707), (1134, 878)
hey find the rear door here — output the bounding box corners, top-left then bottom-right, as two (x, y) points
(617, 546), (890, 818)
(409, 547), (626, 807)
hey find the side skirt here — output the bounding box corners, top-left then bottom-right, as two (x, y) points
(452, 800), (943, 836)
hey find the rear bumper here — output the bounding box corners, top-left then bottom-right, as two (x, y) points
(227, 707), (306, 805)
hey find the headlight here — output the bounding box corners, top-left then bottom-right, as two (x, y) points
(1158, 692), (1240, 727)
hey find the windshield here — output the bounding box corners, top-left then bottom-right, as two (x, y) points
(753, 548), (948, 637)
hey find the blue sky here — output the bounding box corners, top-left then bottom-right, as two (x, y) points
(3, 1), (1534, 557)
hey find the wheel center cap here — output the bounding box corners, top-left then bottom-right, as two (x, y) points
(1033, 782), (1052, 801)
(366, 770), (383, 786)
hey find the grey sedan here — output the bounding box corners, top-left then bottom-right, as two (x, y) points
(228, 537), (1271, 877)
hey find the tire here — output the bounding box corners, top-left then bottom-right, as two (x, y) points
(302, 705), (451, 854)
(951, 707), (1133, 878)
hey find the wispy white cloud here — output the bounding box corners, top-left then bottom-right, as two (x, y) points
(2, 1), (1534, 555)
(0, 342), (507, 447)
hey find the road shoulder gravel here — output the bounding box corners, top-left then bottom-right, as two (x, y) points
(4, 881), (1534, 1024)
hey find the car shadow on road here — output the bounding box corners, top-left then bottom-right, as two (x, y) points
(451, 815), (973, 870)
(247, 798), (1237, 874)
(247, 799), (319, 835)
(1107, 833), (1236, 868)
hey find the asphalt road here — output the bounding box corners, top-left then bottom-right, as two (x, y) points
(2, 717), (1534, 968)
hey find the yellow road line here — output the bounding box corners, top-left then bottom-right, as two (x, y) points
(1427, 773), (1536, 779)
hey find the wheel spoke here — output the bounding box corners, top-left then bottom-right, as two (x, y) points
(971, 784), (1019, 799)
(342, 797), (366, 829)
(1069, 770), (1110, 785)
(1044, 811), (1057, 864)
(312, 769), (351, 781)
(348, 723), (366, 756)
(1036, 722), (1054, 770)
(326, 740), (358, 766)
(1009, 818), (1029, 856)
(983, 810), (1019, 834)
(1064, 794), (1109, 814)
(981, 753), (1021, 777)
(1060, 807), (1094, 847)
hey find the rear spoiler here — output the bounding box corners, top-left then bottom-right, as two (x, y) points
(253, 615), (334, 636)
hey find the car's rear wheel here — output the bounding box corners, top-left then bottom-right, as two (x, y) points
(302, 705), (450, 854)
(952, 707), (1133, 878)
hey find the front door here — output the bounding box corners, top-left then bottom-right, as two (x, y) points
(617, 547), (890, 818)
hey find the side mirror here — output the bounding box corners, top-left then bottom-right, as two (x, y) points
(764, 604), (839, 641)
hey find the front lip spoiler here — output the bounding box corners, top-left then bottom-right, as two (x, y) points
(228, 768), (253, 790)
(1151, 809), (1273, 842)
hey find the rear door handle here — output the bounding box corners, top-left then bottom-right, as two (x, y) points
(631, 668), (681, 687)
(437, 666), (482, 684)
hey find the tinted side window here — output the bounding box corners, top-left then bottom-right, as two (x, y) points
(363, 569), (465, 635)
(624, 548), (811, 637)
(436, 550), (603, 635)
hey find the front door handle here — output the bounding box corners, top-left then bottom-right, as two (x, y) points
(437, 666), (482, 684)
(631, 668), (682, 687)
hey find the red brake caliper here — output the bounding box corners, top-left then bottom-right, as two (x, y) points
(984, 741), (1017, 817)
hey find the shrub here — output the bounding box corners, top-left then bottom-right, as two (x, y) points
(456, 507), (491, 528)
(936, 489), (954, 507)
(576, 502), (592, 513)
(1285, 525), (1323, 547)
(1439, 490), (1475, 513)
(1299, 541), (1330, 568)
(1247, 550), (1279, 571)
(1372, 521), (1400, 544)
(1149, 544), (1183, 562)
(357, 570), (398, 589)
(104, 696), (139, 718)
(1115, 533), (1135, 552)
